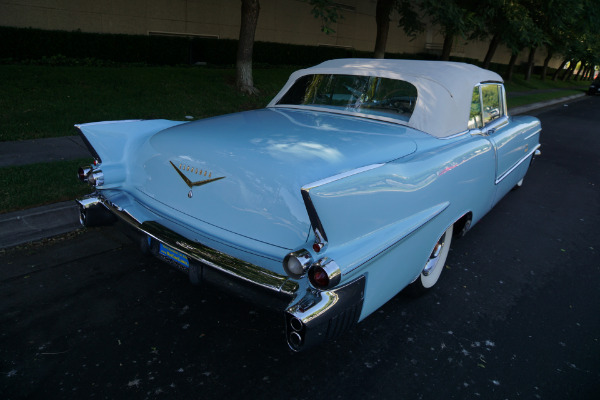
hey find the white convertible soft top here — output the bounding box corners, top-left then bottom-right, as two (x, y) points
(268, 58), (503, 138)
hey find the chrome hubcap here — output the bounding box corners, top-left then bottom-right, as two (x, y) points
(422, 232), (446, 276)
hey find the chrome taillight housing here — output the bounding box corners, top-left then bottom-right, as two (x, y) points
(87, 170), (104, 186)
(308, 258), (341, 289)
(283, 248), (342, 290)
(78, 164), (104, 187)
(283, 249), (313, 279)
(78, 166), (92, 182)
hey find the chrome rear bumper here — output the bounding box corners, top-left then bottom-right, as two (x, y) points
(76, 193), (364, 351)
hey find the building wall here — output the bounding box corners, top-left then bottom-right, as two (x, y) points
(0, 0), (561, 67)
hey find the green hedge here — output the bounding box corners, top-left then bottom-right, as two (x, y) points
(0, 26), (442, 66)
(2, 25), (547, 73)
(0, 27), (189, 64)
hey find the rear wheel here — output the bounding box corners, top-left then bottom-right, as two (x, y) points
(409, 224), (453, 293)
(513, 178), (524, 190)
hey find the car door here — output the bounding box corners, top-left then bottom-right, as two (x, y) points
(468, 83), (538, 205)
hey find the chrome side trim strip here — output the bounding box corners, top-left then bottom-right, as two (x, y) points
(440, 129), (469, 140)
(495, 144), (541, 185)
(525, 129), (542, 140)
(89, 194), (299, 296)
(302, 164), (385, 190)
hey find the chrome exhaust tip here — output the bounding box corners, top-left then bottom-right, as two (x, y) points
(76, 196), (117, 227)
(288, 331), (303, 349)
(286, 315), (305, 351)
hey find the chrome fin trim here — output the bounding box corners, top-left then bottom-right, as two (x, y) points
(301, 189), (328, 243)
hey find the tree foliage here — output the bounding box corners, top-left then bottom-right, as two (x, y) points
(307, 0), (344, 34)
(373, 0), (424, 58)
(417, 0), (480, 60)
(304, 0), (600, 78)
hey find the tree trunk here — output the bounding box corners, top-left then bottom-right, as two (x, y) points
(552, 58), (568, 81)
(540, 50), (553, 81)
(482, 34), (500, 69)
(374, 0), (394, 59)
(524, 47), (536, 81)
(578, 65), (588, 81)
(575, 63), (586, 81)
(505, 52), (519, 82)
(440, 33), (454, 61)
(587, 67), (595, 80)
(563, 61), (577, 81)
(236, 0), (260, 95)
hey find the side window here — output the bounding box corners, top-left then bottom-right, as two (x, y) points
(481, 84), (504, 125)
(468, 86), (482, 129)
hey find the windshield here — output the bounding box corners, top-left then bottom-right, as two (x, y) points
(276, 74), (418, 122)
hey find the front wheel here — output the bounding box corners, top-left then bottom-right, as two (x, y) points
(409, 224), (453, 293)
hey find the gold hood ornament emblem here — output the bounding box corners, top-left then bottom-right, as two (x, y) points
(169, 161), (225, 198)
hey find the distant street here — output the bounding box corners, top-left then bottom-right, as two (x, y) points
(1, 96), (599, 399)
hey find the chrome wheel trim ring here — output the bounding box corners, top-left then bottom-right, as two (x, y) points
(420, 224), (453, 289)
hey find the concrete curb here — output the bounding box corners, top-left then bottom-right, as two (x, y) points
(0, 92), (590, 250)
(0, 201), (81, 249)
(0, 136), (91, 168)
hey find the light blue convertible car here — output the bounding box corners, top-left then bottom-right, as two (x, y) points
(76, 59), (541, 351)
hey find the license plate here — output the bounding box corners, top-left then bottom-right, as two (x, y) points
(158, 242), (189, 269)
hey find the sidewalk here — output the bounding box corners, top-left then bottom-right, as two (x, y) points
(0, 92), (588, 249)
(0, 135), (91, 168)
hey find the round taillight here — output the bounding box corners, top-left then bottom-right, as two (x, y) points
(286, 257), (304, 276)
(283, 249), (313, 279)
(309, 266), (329, 288)
(88, 170), (104, 187)
(78, 166), (92, 182)
(308, 258), (342, 289)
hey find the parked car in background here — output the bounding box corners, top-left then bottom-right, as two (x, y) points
(76, 59), (541, 351)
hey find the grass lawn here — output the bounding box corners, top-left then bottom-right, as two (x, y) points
(0, 158), (93, 213)
(504, 74), (589, 108)
(0, 65), (296, 141)
(504, 73), (590, 92)
(507, 89), (584, 108)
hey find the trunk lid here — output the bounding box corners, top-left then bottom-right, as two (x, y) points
(131, 108), (417, 249)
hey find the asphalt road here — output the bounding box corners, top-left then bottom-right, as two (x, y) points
(1, 97), (599, 399)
